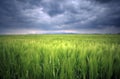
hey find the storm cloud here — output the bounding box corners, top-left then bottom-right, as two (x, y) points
(0, 0), (120, 34)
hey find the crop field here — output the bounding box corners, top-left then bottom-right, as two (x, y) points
(0, 34), (120, 79)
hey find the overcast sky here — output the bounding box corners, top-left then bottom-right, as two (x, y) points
(0, 0), (120, 34)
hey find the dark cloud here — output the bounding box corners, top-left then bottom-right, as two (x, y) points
(0, 0), (120, 34)
(41, 2), (65, 16)
(93, 0), (120, 27)
(92, 0), (120, 4)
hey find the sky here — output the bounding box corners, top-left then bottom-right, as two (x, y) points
(0, 0), (120, 34)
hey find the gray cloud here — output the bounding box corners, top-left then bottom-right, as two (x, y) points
(0, 0), (120, 34)
(93, 0), (120, 4)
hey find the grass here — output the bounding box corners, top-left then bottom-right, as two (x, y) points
(0, 34), (120, 79)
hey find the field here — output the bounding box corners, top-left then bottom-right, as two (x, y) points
(0, 34), (120, 79)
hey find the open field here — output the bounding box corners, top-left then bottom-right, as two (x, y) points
(0, 34), (120, 79)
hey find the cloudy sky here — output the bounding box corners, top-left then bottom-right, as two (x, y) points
(0, 0), (120, 34)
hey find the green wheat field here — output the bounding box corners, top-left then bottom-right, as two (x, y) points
(0, 34), (120, 79)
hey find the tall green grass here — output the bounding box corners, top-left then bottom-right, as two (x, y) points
(0, 34), (120, 79)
